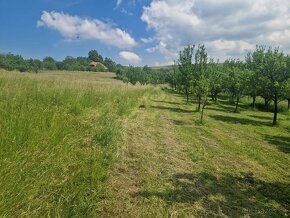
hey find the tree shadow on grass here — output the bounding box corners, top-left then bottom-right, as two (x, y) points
(170, 119), (193, 126)
(216, 104), (236, 112)
(135, 172), (289, 217)
(217, 100), (250, 110)
(209, 115), (271, 126)
(206, 107), (230, 113)
(264, 135), (290, 153)
(150, 105), (196, 114)
(152, 100), (185, 106)
(249, 115), (272, 121)
(162, 89), (184, 98)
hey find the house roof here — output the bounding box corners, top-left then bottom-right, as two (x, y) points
(89, 61), (108, 69)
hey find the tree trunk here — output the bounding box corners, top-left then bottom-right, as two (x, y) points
(211, 92), (215, 101)
(214, 92), (218, 103)
(197, 95), (201, 111)
(288, 99), (290, 110)
(252, 96), (256, 109)
(273, 94), (278, 125)
(231, 93), (235, 102)
(200, 101), (206, 123)
(234, 95), (240, 113)
(264, 97), (271, 108)
(186, 91), (189, 103)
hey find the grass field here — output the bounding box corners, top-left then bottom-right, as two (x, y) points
(0, 70), (289, 217)
(0, 70), (152, 217)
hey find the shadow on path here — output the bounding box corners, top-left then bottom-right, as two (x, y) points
(152, 100), (185, 106)
(151, 105), (196, 114)
(210, 115), (271, 126)
(249, 115), (272, 121)
(135, 172), (289, 217)
(264, 135), (290, 153)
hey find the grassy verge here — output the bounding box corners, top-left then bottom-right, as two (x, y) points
(0, 70), (152, 217)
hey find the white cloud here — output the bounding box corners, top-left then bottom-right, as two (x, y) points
(141, 0), (290, 61)
(119, 51), (142, 63)
(141, 37), (154, 43)
(37, 11), (136, 49)
(121, 8), (134, 16)
(116, 0), (122, 9)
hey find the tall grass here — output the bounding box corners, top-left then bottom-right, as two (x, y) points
(0, 70), (151, 217)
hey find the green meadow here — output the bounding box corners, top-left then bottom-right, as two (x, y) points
(0, 70), (289, 217)
(0, 70), (150, 217)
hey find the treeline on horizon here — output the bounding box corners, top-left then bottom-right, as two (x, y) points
(0, 49), (173, 85)
(0, 50), (120, 73)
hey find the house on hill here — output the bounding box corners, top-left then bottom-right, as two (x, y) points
(89, 61), (108, 70)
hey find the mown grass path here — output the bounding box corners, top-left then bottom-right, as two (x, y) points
(99, 91), (193, 217)
(100, 90), (289, 218)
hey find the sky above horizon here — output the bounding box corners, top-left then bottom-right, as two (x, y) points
(0, 0), (290, 66)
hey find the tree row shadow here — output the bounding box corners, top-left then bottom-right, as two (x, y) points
(209, 115), (271, 126)
(150, 105), (196, 114)
(134, 172), (290, 217)
(263, 135), (290, 153)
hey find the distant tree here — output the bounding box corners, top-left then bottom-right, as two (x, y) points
(249, 46), (290, 125)
(178, 45), (194, 103)
(225, 59), (251, 113)
(284, 79), (290, 110)
(208, 60), (223, 102)
(245, 53), (261, 109)
(104, 58), (116, 72)
(88, 50), (103, 63)
(43, 57), (57, 70)
(194, 44), (208, 111)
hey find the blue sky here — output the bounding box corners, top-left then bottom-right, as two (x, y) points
(1, 0), (290, 66)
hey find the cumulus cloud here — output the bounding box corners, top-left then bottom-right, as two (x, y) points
(119, 51), (142, 63)
(37, 11), (137, 49)
(141, 0), (290, 61)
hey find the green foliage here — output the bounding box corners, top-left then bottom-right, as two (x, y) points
(116, 65), (170, 85)
(0, 50), (117, 73)
(283, 79), (290, 109)
(224, 59), (252, 112)
(247, 46), (290, 124)
(178, 45), (195, 102)
(104, 57), (117, 72)
(43, 56), (57, 70)
(207, 60), (224, 102)
(88, 50), (103, 63)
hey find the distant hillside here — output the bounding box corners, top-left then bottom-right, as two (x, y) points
(150, 65), (174, 70)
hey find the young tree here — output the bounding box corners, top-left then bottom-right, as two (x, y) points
(225, 59), (250, 113)
(198, 74), (210, 123)
(194, 44), (208, 111)
(167, 61), (179, 91)
(249, 46), (290, 125)
(208, 59), (223, 103)
(177, 45), (194, 103)
(283, 79), (290, 110)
